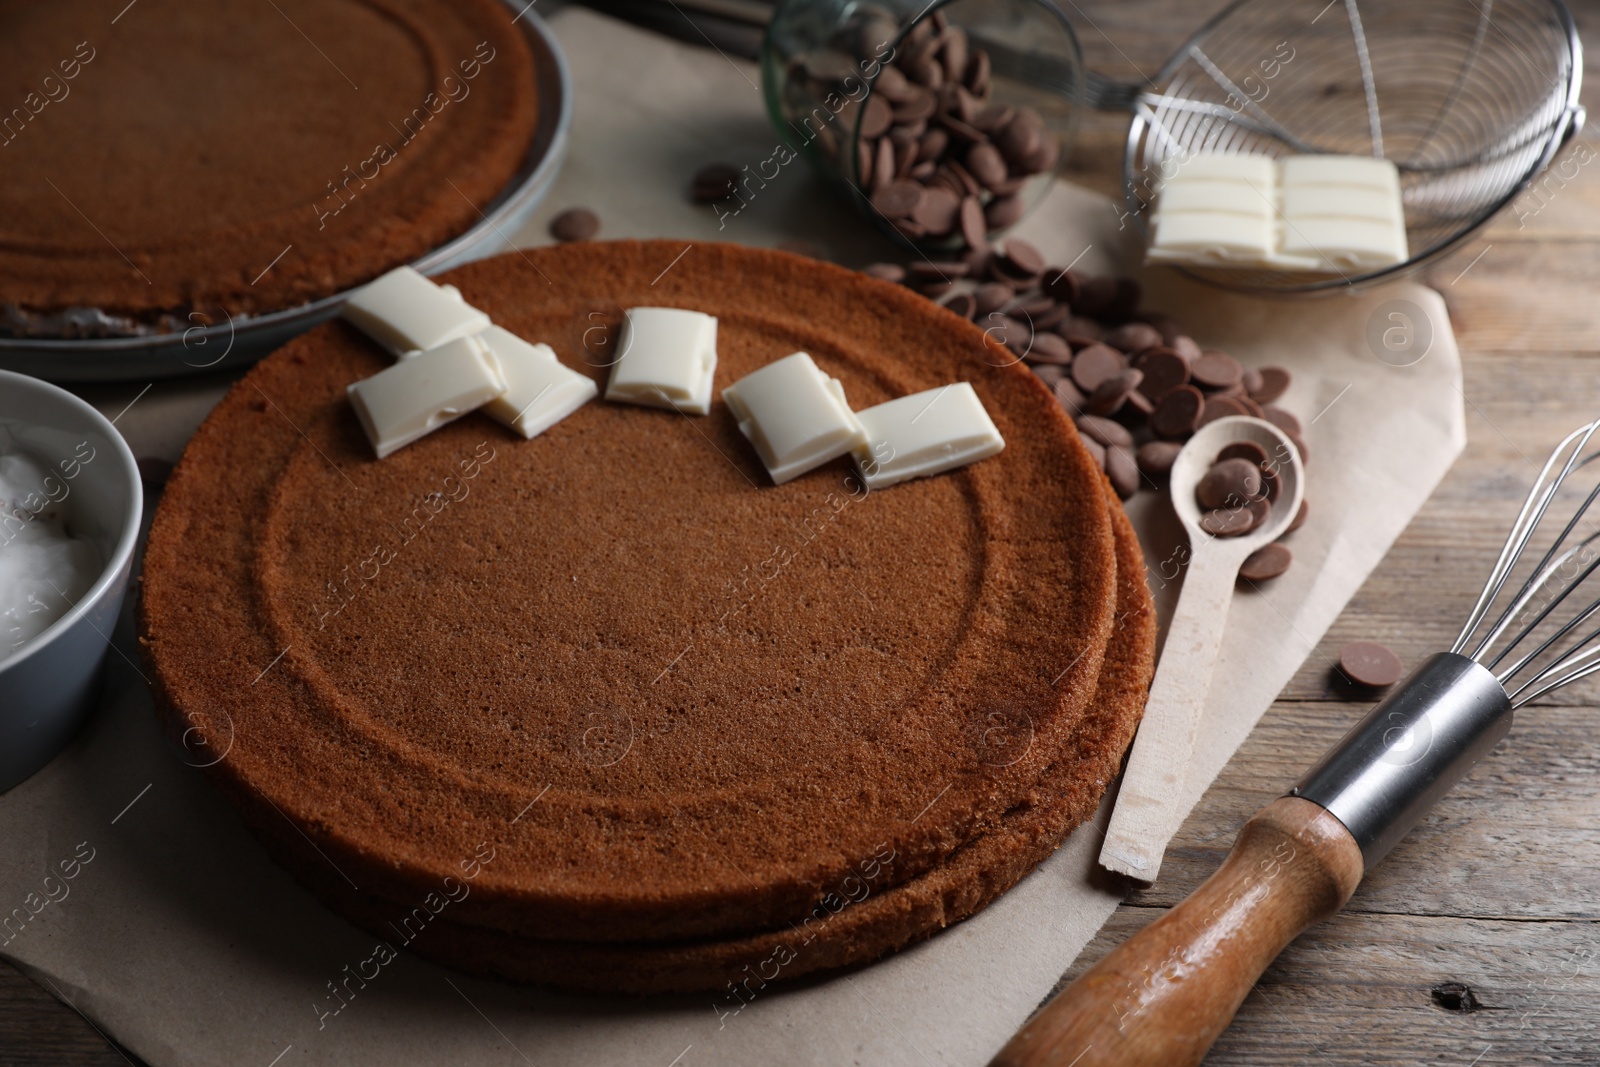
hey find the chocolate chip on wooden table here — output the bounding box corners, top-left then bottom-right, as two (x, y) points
(1239, 542), (1292, 581)
(691, 163), (740, 203)
(1339, 641), (1404, 688)
(549, 207), (600, 242)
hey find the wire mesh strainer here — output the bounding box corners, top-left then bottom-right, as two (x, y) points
(1117, 0), (1584, 293)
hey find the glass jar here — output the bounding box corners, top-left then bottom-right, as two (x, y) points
(760, 0), (1084, 253)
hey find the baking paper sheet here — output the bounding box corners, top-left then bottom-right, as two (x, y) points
(0, 9), (1465, 1065)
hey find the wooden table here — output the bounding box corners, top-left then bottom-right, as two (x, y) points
(6, 1), (1600, 1063)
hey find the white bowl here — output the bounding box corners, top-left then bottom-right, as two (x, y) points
(0, 370), (141, 792)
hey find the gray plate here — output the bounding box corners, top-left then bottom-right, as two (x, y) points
(0, 3), (571, 384)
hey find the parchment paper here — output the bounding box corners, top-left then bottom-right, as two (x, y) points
(0, 9), (1466, 1065)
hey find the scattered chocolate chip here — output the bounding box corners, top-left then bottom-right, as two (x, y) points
(1136, 440), (1183, 477)
(1086, 368), (1143, 417)
(1191, 351), (1243, 391)
(1264, 405), (1303, 436)
(872, 180), (924, 219)
(137, 456), (174, 487)
(1033, 363), (1067, 387)
(1286, 498), (1309, 533)
(1133, 347), (1189, 401)
(1251, 366), (1292, 404)
(1105, 322), (1163, 355)
(691, 162), (740, 203)
(1078, 432), (1106, 469)
(972, 281), (1013, 314)
(983, 193), (1026, 230)
(1027, 331), (1073, 366)
(1196, 457), (1262, 509)
(1339, 641), (1404, 688)
(549, 207), (600, 243)
(1152, 385), (1205, 439)
(1239, 542), (1292, 581)
(1070, 343), (1126, 393)
(997, 238), (1045, 277)
(1105, 444), (1139, 500)
(959, 195), (987, 247)
(1076, 414), (1133, 449)
(1054, 377), (1086, 415)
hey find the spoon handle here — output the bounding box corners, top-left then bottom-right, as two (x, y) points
(988, 797), (1363, 1067)
(1100, 545), (1239, 882)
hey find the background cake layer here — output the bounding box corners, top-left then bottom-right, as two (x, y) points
(0, 0), (536, 320)
(140, 242), (1122, 943)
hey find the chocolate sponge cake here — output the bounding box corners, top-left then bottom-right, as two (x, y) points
(140, 241), (1151, 983)
(0, 0), (536, 326)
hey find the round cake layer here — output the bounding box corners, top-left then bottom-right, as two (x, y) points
(141, 241), (1120, 942)
(267, 488), (1154, 993)
(0, 0), (536, 321)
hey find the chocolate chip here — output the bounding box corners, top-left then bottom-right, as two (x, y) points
(863, 263), (905, 283)
(973, 281), (1013, 314)
(1198, 394), (1250, 427)
(959, 195), (987, 247)
(1152, 385), (1204, 439)
(1106, 444), (1139, 500)
(1059, 317), (1102, 343)
(983, 193), (1025, 230)
(1007, 293), (1054, 319)
(1259, 461), (1281, 502)
(1074, 276), (1119, 318)
(1245, 496), (1272, 532)
(1239, 543), (1292, 581)
(1287, 431), (1310, 465)
(1196, 457), (1262, 509)
(965, 142), (1008, 188)
(912, 186), (962, 233)
(1241, 366), (1265, 397)
(1264, 405), (1302, 436)
(1191, 351), (1243, 391)
(1199, 506), (1255, 537)
(1124, 389), (1155, 416)
(1136, 440), (1183, 477)
(1027, 331), (1073, 365)
(1105, 322), (1163, 354)
(1078, 431), (1106, 470)
(1070, 343), (1126, 393)
(691, 163), (740, 203)
(998, 238), (1045, 277)
(1086, 368), (1143, 416)
(1054, 377), (1086, 416)
(549, 207), (600, 242)
(1133, 347), (1189, 401)
(1339, 641), (1404, 688)
(1076, 414), (1132, 449)
(873, 179), (924, 219)
(1251, 366), (1292, 404)
(1170, 335), (1202, 362)
(1033, 363), (1066, 387)
(1286, 498), (1308, 533)
(972, 103), (1014, 132)
(1217, 440), (1268, 466)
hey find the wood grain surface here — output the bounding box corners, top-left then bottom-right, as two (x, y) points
(7, 0), (1600, 1063)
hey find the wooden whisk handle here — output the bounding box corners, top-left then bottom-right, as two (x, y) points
(988, 797), (1364, 1067)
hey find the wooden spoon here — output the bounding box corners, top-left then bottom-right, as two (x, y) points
(1099, 415), (1305, 883)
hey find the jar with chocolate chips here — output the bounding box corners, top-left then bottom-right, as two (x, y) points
(761, 0), (1084, 250)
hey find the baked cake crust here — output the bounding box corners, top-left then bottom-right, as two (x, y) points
(0, 0), (536, 323)
(141, 241), (1124, 945)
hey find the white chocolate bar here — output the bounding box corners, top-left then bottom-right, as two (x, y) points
(850, 382), (1004, 490)
(476, 326), (598, 440)
(722, 352), (866, 485)
(1147, 152), (1408, 272)
(346, 336), (505, 459)
(342, 267), (491, 357)
(605, 307), (718, 415)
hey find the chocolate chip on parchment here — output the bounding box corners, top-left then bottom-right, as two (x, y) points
(1286, 498), (1308, 533)
(1239, 543), (1292, 581)
(1264, 405), (1302, 436)
(1250, 366), (1292, 404)
(549, 207), (600, 242)
(1191, 351), (1243, 391)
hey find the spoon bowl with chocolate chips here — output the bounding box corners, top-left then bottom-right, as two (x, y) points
(1100, 414), (1304, 881)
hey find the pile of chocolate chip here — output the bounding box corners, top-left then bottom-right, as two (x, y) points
(1192, 440), (1303, 580)
(863, 237), (1309, 579)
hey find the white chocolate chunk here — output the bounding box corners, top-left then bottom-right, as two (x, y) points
(342, 266), (491, 357)
(722, 352), (866, 485)
(1281, 154), (1401, 190)
(850, 382), (1004, 490)
(346, 336), (505, 459)
(476, 326), (598, 439)
(1148, 211), (1277, 264)
(605, 307), (718, 415)
(1148, 152), (1407, 272)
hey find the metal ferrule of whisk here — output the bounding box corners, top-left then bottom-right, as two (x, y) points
(1294, 418), (1600, 870)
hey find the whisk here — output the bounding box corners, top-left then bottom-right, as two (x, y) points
(988, 422), (1600, 1066)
